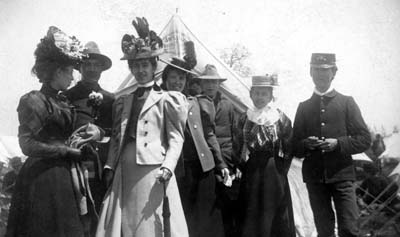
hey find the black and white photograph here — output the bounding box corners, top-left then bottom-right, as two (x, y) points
(0, 0), (399, 236)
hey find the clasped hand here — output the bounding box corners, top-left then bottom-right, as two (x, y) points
(304, 136), (338, 152)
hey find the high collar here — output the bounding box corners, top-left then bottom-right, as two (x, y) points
(314, 85), (334, 96)
(137, 81), (154, 88)
(40, 84), (60, 99)
(312, 89), (338, 98)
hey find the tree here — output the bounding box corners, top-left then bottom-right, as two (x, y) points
(219, 43), (252, 77)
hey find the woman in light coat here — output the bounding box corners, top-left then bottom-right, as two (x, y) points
(96, 17), (189, 237)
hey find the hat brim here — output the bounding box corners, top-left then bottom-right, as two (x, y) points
(89, 53), (112, 71)
(310, 64), (336, 69)
(159, 58), (199, 76)
(120, 49), (164, 60)
(194, 75), (227, 81)
(251, 84), (278, 88)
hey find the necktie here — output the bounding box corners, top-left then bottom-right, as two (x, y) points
(135, 86), (152, 97)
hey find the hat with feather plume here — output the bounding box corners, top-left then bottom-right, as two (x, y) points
(160, 41), (198, 75)
(120, 17), (164, 60)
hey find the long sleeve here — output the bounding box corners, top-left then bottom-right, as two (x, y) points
(17, 92), (69, 159)
(232, 113), (247, 170)
(105, 96), (125, 170)
(198, 97), (227, 170)
(161, 92), (189, 172)
(337, 97), (371, 155)
(292, 102), (307, 158)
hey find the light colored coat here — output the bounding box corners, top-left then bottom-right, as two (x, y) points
(106, 89), (189, 173)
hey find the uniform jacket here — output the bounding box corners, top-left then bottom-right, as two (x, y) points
(185, 95), (227, 172)
(105, 88), (188, 173)
(213, 92), (240, 170)
(292, 90), (371, 183)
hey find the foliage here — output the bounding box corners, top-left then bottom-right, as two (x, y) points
(219, 43), (252, 77)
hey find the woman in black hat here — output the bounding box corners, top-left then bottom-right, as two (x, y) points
(6, 27), (102, 237)
(234, 75), (295, 237)
(161, 57), (229, 237)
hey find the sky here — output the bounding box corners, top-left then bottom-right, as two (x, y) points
(0, 0), (399, 136)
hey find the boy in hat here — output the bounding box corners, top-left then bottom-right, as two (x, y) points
(64, 41), (114, 213)
(197, 64), (241, 237)
(292, 53), (371, 237)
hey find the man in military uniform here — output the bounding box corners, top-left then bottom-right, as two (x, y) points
(292, 53), (371, 237)
(200, 64), (241, 237)
(65, 41), (114, 212)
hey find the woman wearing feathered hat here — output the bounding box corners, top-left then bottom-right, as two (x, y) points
(6, 27), (103, 236)
(160, 42), (229, 237)
(96, 17), (189, 237)
(234, 74), (295, 237)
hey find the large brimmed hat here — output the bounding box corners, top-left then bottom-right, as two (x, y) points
(36, 26), (87, 67)
(83, 41), (112, 71)
(194, 64), (227, 81)
(251, 74), (278, 87)
(310, 53), (336, 68)
(120, 17), (164, 60)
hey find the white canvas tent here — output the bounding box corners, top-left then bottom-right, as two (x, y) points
(115, 14), (252, 113)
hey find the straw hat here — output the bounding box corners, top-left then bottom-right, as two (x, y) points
(251, 74), (278, 87)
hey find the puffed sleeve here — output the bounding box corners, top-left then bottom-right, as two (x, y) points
(161, 91), (189, 173)
(197, 96), (227, 170)
(17, 91), (69, 159)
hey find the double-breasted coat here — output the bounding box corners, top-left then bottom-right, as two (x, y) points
(96, 87), (189, 237)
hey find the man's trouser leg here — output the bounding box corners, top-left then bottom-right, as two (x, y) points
(332, 181), (359, 237)
(306, 183), (335, 237)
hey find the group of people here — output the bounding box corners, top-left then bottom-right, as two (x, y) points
(5, 17), (372, 237)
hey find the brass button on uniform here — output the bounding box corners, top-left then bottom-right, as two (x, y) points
(194, 124), (198, 129)
(321, 122), (325, 126)
(321, 109), (325, 113)
(189, 111), (193, 115)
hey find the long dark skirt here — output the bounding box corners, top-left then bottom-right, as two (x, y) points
(239, 152), (295, 237)
(6, 157), (92, 237)
(177, 160), (224, 237)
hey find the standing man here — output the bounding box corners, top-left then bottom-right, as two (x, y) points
(292, 53), (371, 237)
(64, 41), (114, 212)
(200, 64), (241, 237)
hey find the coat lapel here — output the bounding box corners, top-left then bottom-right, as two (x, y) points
(139, 89), (163, 118)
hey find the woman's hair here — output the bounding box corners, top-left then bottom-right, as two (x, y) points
(127, 57), (158, 71)
(31, 37), (77, 83)
(161, 64), (187, 85)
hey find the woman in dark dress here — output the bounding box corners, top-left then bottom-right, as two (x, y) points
(6, 27), (100, 237)
(161, 56), (230, 237)
(234, 75), (295, 237)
